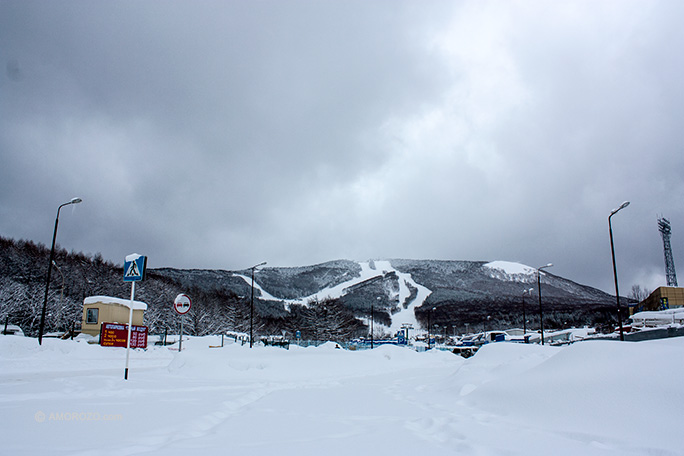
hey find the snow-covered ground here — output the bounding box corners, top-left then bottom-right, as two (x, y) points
(1, 335), (682, 455)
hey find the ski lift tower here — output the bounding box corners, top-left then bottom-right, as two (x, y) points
(658, 217), (678, 287)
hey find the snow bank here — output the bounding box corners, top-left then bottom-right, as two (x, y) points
(455, 339), (684, 453)
(2, 335), (682, 455)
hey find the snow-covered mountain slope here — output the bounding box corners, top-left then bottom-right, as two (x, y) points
(154, 259), (616, 332)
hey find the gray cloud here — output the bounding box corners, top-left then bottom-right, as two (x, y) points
(1, 0), (682, 295)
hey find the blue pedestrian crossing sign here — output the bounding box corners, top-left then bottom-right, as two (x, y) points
(123, 254), (147, 282)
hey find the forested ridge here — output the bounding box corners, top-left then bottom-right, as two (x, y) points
(0, 236), (363, 340)
(1, 236), (620, 340)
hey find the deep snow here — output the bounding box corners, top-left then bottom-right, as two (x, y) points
(1, 335), (682, 455)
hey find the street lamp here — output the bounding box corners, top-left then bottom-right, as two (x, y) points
(427, 306), (436, 349)
(369, 296), (380, 349)
(609, 201), (630, 341)
(38, 197), (82, 345)
(249, 261), (267, 348)
(537, 263), (553, 346)
(522, 288), (533, 338)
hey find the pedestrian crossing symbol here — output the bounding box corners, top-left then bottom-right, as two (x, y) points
(125, 261), (140, 278)
(123, 254), (147, 282)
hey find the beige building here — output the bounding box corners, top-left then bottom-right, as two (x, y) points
(633, 286), (684, 314)
(81, 296), (147, 337)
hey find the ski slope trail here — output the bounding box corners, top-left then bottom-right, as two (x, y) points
(237, 260), (432, 332)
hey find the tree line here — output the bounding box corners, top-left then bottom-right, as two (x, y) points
(0, 236), (365, 342)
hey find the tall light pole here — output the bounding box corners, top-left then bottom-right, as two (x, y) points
(369, 298), (374, 349)
(39, 197), (82, 345)
(249, 261), (267, 348)
(609, 201), (630, 341)
(427, 306), (436, 349)
(522, 288), (533, 338)
(537, 263), (553, 346)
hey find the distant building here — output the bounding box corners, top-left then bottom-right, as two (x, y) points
(632, 286), (684, 314)
(81, 296), (147, 337)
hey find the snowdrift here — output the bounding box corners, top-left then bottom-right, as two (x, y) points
(1, 335), (682, 455)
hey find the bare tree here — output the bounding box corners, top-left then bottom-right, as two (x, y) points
(629, 284), (650, 302)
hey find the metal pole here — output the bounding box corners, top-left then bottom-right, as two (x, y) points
(428, 308), (435, 349)
(609, 214), (625, 341)
(179, 317), (183, 352)
(522, 291), (527, 336)
(537, 264), (552, 346)
(370, 299), (374, 349)
(248, 262), (267, 349)
(124, 281), (135, 380)
(608, 201), (629, 341)
(537, 270), (544, 346)
(250, 268), (255, 348)
(39, 198), (81, 345)
(39, 206), (62, 345)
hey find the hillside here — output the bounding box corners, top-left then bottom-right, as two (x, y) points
(0, 236), (621, 338)
(151, 258), (619, 332)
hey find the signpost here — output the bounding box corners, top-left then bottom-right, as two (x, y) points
(123, 253), (146, 380)
(174, 294), (191, 352)
(123, 255), (147, 282)
(100, 323), (148, 348)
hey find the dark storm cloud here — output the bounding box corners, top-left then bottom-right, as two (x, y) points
(1, 0), (682, 295)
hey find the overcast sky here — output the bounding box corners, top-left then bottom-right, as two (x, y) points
(1, 0), (682, 295)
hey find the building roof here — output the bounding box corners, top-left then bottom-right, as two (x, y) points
(83, 295), (148, 310)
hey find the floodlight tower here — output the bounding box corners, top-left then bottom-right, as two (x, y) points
(658, 217), (678, 287)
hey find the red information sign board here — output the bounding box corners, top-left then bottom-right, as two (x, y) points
(100, 322), (148, 348)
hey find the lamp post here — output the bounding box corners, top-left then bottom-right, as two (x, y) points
(38, 197), (82, 345)
(537, 263), (553, 346)
(369, 298), (375, 349)
(522, 288), (533, 337)
(249, 261), (267, 348)
(609, 201), (630, 341)
(427, 306), (436, 349)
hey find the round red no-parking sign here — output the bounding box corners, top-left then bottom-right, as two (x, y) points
(173, 294), (192, 315)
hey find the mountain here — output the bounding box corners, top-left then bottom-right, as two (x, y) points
(152, 258), (620, 333)
(0, 236), (621, 339)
